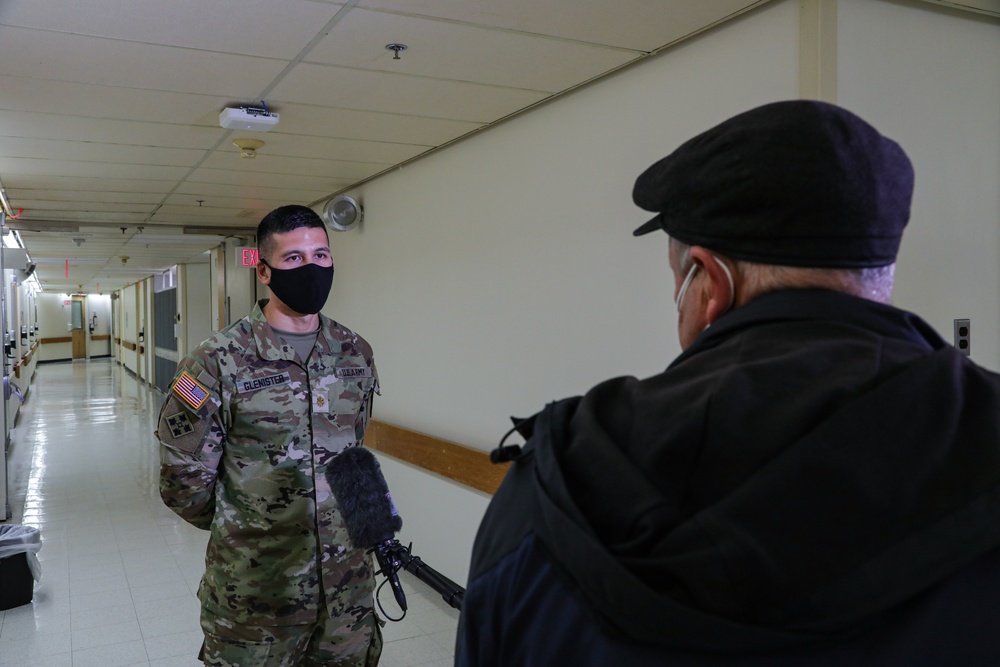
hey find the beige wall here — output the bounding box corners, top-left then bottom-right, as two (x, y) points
(87, 294), (113, 357)
(28, 292), (109, 361)
(89, 0), (999, 584)
(338, 0), (800, 449)
(36, 292), (74, 362)
(326, 0), (802, 581)
(317, 0), (999, 584)
(838, 0), (1000, 367)
(223, 240), (259, 327)
(120, 283), (140, 376)
(181, 262), (213, 354)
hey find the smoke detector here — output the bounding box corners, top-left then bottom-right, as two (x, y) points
(233, 138), (264, 159)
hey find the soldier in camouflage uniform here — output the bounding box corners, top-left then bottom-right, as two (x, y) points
(157, 205), (383, 666)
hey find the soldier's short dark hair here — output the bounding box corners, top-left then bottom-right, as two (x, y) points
(257, 205), (328, 261)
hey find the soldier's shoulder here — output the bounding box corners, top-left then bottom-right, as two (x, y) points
(325, 319), (374, 357)
(188, 318), (255, 366)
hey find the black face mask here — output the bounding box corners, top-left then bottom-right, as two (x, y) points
(263, 261), (334, 315)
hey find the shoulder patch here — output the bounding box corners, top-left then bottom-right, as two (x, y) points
(165, 411), (196, 439)
(172, 370), (210, 410)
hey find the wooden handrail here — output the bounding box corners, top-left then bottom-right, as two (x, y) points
(366, 420), (510, 495)
(40, 337), (73, 344)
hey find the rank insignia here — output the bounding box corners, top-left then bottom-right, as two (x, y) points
(166, 412), (195, 439)
(172, 370), (209, 410)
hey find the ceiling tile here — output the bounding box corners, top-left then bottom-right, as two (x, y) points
(193, 154), (389, 182)
(0, 0), (346, 58)
(0, 157), (190, 181)
(272, 103), (484, 145)
(0, 76), (245, 126)
(10, 200), (158, 215)
(0, 176), (176, 195)
(242, 133), (430, 164)
(171, 182), (335, 206)
(0, 137), (206, 167)
(10, 190), (165, 205)
(271, 63), (551, 122)
(0, 0), (775, 292)
(184, 167), (352, 193)
(0, 27), (288, 97)
(358, 0), (765, 51)
(308, 8), (641, 91)
(0, 110), (226, 150)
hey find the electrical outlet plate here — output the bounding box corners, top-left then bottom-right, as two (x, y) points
(954, 318), (971, 356)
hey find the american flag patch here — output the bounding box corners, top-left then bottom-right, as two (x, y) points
(173, 371), (209, 410)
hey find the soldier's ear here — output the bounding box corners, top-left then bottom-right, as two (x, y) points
(256, 261), (271, 285)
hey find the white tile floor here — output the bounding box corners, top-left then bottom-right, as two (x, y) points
(0, 358), (459, 666)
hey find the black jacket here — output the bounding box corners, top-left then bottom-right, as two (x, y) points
(457, 290), (1000, 666)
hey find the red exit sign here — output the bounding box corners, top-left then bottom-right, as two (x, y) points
(237, 247), (259, 267)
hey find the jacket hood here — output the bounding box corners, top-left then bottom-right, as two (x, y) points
(527, 291), (1000, 652)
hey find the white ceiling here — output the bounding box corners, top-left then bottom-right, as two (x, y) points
(0, 0), (779, 293)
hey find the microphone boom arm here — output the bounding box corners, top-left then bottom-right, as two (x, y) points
(383, 540), (465, 610)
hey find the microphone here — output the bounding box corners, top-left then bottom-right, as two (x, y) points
(489, 416), (533, 463)
(326, 446), (407, 611)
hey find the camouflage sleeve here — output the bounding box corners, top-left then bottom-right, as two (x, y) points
(156, 356), (226, 530)
(357, 356), (380, 442)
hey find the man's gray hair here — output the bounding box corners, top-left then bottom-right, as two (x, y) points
(670, 238), (895, 305)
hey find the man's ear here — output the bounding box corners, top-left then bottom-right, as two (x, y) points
(256, 261), (271, 286)
(687, 246), (735, 324)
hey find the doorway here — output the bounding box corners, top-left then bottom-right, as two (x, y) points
(71, 296), (86, 359)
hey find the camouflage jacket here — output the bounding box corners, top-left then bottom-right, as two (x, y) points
(156, 300), (380, 625)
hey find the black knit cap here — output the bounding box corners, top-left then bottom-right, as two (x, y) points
(632, 100), (914, 268)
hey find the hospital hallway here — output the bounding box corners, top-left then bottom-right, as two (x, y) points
(0, 359), (459, 667)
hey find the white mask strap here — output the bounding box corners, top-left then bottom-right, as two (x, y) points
(675, 255), (735, 313)
(674, 264), (699, 310)
(715, 256), (735, 312)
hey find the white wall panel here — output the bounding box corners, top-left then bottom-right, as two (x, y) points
(121, 283), (139, 376)
(838, 0), (1000, 369)
(334, 0), (799, 450)
(322, 0), (1000, 584)
(323, 0), (800, 583)
(36, 292), (73, 362)
(182, 262), (213, 354)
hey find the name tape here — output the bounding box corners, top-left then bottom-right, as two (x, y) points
(238, 371), (292, 393)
